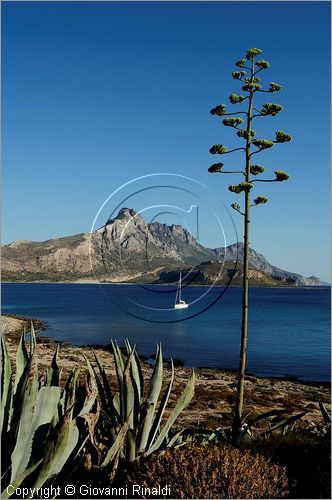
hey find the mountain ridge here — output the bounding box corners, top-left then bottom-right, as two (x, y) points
(2, 208), (325, 286)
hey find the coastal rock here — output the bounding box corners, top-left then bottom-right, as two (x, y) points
(2, 208), (326, 286)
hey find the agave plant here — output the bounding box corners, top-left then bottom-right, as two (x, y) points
(1, 325), (98, 497)
(89, 340), (195, 465)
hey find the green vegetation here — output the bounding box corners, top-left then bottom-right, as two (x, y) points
(85, 341), (195, 466)
(208, 47), (292, 436)
(1, 330), (330, 498)
(1, 327), (91, 497)
(0, 331), (195, 497)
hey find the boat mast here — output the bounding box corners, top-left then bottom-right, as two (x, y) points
(179, 272), (182, 302)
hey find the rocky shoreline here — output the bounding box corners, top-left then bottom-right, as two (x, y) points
(1, 312), (330, 431)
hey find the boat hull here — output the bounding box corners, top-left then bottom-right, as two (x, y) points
(174, 303), (189, 309)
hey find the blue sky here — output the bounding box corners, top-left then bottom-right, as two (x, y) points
(2, 1), (331, 281)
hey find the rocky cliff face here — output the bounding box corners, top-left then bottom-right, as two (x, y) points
(2, 208), (325, 286)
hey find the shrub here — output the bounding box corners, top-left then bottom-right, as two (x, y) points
(125, 444), (289, 498)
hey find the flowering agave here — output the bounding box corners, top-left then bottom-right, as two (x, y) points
(209, 144), (227, 154)
(250, 164), (265, 175)
(261, 103), (283, 116)
(207, 47), (292, 439)
(229, 93), (246, 104)
(210, 104), (226, 116)
(275, 130), (292, 142)
(208, 163), (224, 173)
(252, 138), (274, 149)
(274, 170), (290, 181)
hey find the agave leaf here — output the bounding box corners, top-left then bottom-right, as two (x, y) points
(1, 336), (13, 437)
(149, 370), (195, 455)
(167, 426), (188, 449)
(101, 421), (129, 468)
(136, 344), (163, 453)
(261, 411), (307, 436)
(9, 355), (34, 453)
(10, 386), (61, 483)
(133, 346), (144, 398)
(62, 369), (80, 414)
(127, 429), (136, 462)
(112, 340), (125, 375)
(147, 359), (175, 450)
(1, 459), (43, 499)
(147, 344), (163, 406)
(91, 351), (119, 426)
(112, 341), (126, 422)
(246, 408), (288, 425)
(319, 402), (331, 424)
(123, 350), (136, 427)
(29, 322), (36, 357)
(81, 355), (98, 416)
(46, 344), (61, 387)
(14, 331), (29, 393)
(33, 416), (79, 489)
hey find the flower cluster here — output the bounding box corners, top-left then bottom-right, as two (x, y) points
(237, 129), (256, 139)
(252, 139), (274, 150)
(223, 116), (244, 127)
(235, 59), (246, 68)
(210, 104), (226, 116)
(253, 196), (269, 205)
(255, 59), (270, 70)
(229, 182), (253, 194)
(232, 71), (246, 80)
(274, 170), (290, 181)
(231, 202), (241, 211)
(209, 144), (228, 154)
(242, 82), (262, 92)
(246, 48), (262, 60)
(269, 82), (283, 92)
(275, 130), (292, 142)
(250, 164), (265, 175)
(229, 94), (246, 104)
(208, 163), (224, 173)
(261, 103), (283, 116)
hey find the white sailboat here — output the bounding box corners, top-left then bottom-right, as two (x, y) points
(174, 272), (189, 309)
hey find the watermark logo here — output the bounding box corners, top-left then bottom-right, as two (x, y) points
(89, 173), (238, 322)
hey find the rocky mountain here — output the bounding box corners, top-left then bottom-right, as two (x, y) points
(2, 208), (325, 286)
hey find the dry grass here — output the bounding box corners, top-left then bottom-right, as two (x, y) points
(124, 445), (289, 499)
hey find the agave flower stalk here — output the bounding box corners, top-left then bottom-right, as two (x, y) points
(208, 47), (292, 439)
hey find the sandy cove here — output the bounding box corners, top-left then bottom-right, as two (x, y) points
(1, 313), (330, 431)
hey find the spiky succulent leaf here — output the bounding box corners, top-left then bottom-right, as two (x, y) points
(274, 170), (290, 181)
(209, 144), (227, 154)
(1, 335), (12, 436)
(208, 163), (224, 173)
(10, 386), (61, 483)
(148, 370), (195, 454)
(33, 416), (79, 489)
